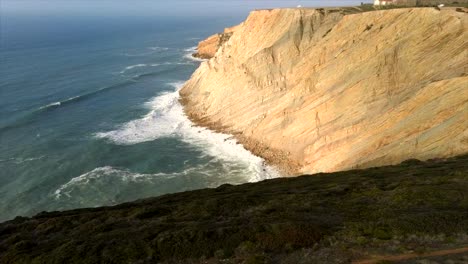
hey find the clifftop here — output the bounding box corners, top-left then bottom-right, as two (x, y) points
(181, 7), (468, 175)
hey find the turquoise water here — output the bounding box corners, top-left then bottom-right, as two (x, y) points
(0, 0), (367, 222)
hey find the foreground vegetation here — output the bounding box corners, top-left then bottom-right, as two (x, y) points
(0, 155), (467, 263)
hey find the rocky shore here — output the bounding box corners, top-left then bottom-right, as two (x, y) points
(178, 97), (302, 175)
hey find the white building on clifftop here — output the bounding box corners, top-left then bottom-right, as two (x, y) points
(374, 0), (418, 5)
(374, 0), (394, 5)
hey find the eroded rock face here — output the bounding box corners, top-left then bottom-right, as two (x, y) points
(193, 25), (241, 59)
(181, 8), (468, 175)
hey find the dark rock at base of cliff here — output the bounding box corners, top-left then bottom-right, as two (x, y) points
(192, 52), (212, 60)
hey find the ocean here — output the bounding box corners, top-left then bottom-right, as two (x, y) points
(0, 0), (368, 222)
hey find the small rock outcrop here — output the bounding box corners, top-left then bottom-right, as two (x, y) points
(192, 25), (241, 59)
(181, 7), (468, 175)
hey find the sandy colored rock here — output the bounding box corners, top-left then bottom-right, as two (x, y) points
(181, 7), (468, 175)
(193, 24), (242, 59)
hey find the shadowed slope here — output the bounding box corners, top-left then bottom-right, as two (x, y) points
(1, 154), (467, 263)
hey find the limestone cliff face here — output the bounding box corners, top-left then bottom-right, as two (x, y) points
(181, 7), (468, 175)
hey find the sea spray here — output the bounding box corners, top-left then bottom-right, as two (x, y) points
(95, 82), (279, 182)
(183, 47), (208, 62)
(54, 163), (230, 206)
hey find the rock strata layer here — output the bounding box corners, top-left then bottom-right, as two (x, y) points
(181, 7), (468, 175)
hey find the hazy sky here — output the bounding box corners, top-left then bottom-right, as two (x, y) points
(2, 0), (373, 18)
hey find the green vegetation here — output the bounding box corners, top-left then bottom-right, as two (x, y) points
(0, 155), (467, 263)
(350, 3), (468, 13)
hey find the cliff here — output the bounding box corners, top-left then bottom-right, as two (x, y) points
(181, 7), (468, 175)
(1, 155), (467, 263)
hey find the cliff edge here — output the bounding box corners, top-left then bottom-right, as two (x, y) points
(181, 7), (468, 175)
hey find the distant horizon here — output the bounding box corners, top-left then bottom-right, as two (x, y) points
(2, 0), (374, 18)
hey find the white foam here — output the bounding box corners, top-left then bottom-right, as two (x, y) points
(37, 94), (88, 111)
(65, 95), (80, 101)
(95, 82), (280, 182)
(120, 64), (149, 74)
(120, 62), (193, 75)
(160, 62), (193, 66)
(124, 52), (154, 57)
(183, 46), (207, 62)
(184, 47), (197, 52)
(39, 101), (61, 110)
(123, 47), (170, 57)
(0, 156), (46, 164)
(171, 62), (193, 65)
(53, 163), (248, 205)
(126, 64), (148, 70)
(54, 166), (157, 199)
(148, 46), (170, 51)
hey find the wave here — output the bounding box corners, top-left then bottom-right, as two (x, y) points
(35, 81), (137, 113)
(53, 166), (151, 199)
(119, 63), (156, 74)
(148, 47), (169, 51)
(123, 46), (170, 57)
(39, 102), (61, 109)
(41, 62), (195, 112)
(1, 56), (195, 133)
(121, 63), (148, 72)
(95, 82), (279, 182)
(38, 70), (183, 112)
(36, 68), (184, 113)
(119, 62), (193, 74)
(183, 46), (208, 62)
(124, 46), (205, 62)
(0, 79), (144, 133)
(37, 95), (81, 111)
(125, 67), (177, 81)
(184, 47), (197, 52)
(124, 52), (156, 57)
(52, 162), (253, 209)
(0, 156), (45, 164)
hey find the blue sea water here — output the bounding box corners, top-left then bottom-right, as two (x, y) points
(0, 0), (368, 222)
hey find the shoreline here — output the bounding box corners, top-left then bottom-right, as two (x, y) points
(179, 94), (302, 176)
(181, 43), (300, 175)
(97, 81), (280, 182)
